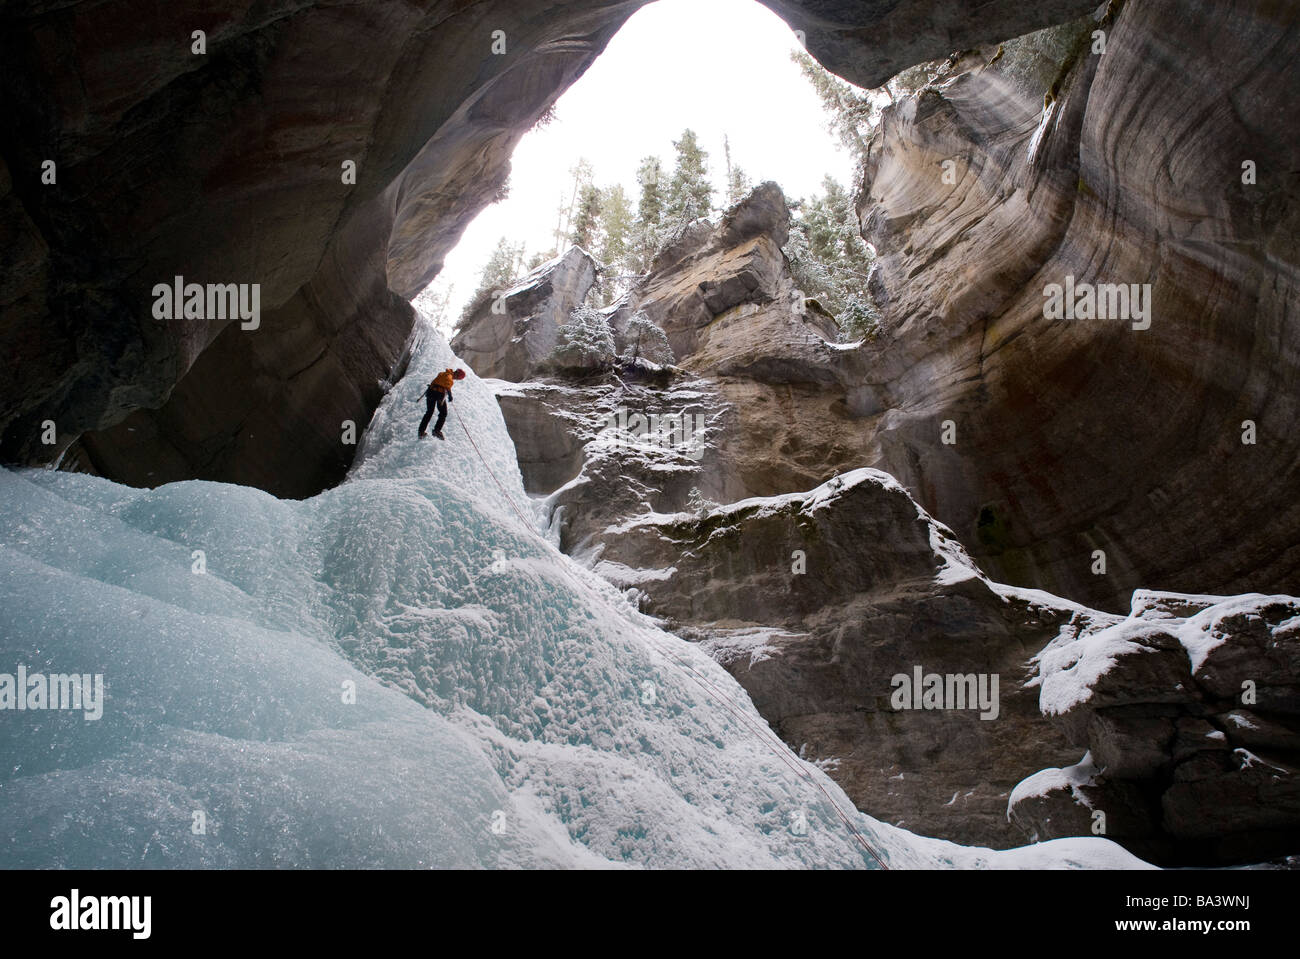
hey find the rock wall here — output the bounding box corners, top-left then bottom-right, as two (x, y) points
(463, 185), (887, 547)
(455, 175), (1300, 861)
(609, 183), (879, 505)
(854, 0), (1300, 610)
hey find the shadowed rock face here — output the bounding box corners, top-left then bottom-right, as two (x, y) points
(0, 0), (1094, 495)
(854, 0), (1300, 610)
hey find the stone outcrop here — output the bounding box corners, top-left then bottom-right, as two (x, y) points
(852, 0), (1300, 610)
(450, 248), (597, 382)
(465, 184), (886, 547)
(591, 468), (1089, 847)
(611, 182), (800, 360)
(0, 0), (1095, 494)
(1009, 590), (1300, 864)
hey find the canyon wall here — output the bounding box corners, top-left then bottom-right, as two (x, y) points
(854, 0), (1300, 609)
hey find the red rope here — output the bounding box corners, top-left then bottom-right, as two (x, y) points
(447, 399), (890, 868)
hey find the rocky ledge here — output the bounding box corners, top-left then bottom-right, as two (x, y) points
(1010, 590), (1300, 864)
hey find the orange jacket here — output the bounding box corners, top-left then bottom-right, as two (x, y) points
(431, 369), (456, 391)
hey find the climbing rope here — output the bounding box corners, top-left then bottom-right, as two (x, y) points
(452, 405), (536, 530)
(447, 398), (890, 869)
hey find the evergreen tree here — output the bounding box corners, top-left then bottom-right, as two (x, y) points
(686, 487), (719, 516)
(413, 280), (455, 336)
(798, 176), (872, 284)
(790, 49), (878, 161)
(459, 236), (524, 327)
(887, 61), (939, 101)
(784, 177), (879, 339)
(665, 129), (713, 226)
(549, 306), (616, 372)
(620, 313), (675, 367)
(525, 249), (554, 272)
(598, 185), (634, 304)
(791, 48), (942, 161)
(783, 218), (836, 310)
(820, 176), (873, 281)
(800, 191), (840, 266)
(723, 134), (751, 204)
(632, 155), (665, 272)
(840, 292), (882, 342)
(554, 158), (594, 253)
(599, 185), (633, 268)
(569, 182), (603, 251)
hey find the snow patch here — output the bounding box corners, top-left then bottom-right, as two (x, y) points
(698, 626), (800, 668)
(1007, 752), (1099, 819)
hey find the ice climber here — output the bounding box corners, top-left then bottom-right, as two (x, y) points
(418, 367), (466, 440)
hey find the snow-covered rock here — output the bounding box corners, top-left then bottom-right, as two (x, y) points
(450, 247), (597, 382)
(1012, 590), (1300, 863)
(589, 468), (1089, 848)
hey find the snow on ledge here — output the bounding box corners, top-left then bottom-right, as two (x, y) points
(1007, 752), (1099, 820)
(1030, 591), (1299, 716)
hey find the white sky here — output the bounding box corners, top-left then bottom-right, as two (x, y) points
(421, 0), (859, 327)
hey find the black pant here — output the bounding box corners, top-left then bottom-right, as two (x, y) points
(419, 389), (447, 435)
